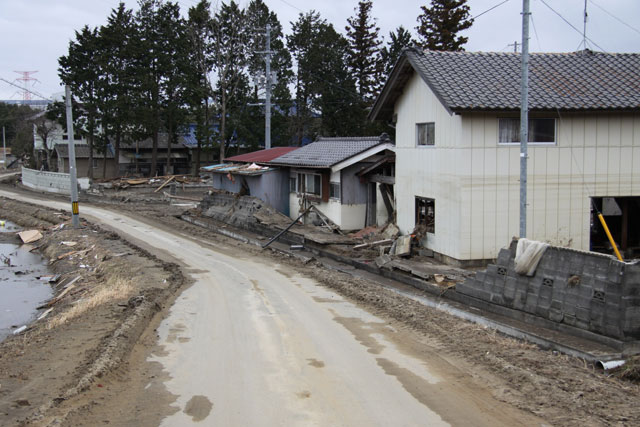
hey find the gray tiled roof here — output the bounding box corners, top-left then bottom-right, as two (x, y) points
(55, 144), (114, 159)
(371, 48), (640, 119)
(268, 135), (391, 168)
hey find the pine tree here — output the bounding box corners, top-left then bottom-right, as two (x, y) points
(98, 2), (137, 177)
(186, 0), (215, 173)
(59, 25), (102, 178)
(381, 26), (415, 75)
(416, 0), (473, 51)
(211, 1), (250, 161)
(288, 11), (362, 142)
(345, 1), (383, 101)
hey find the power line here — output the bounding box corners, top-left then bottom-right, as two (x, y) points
(588, 0), (640, 36)
(529, 14), (542, 51)
(471, 0), (512, 21)
(537, 0), (606, 52)
(277, 0), (303, 13)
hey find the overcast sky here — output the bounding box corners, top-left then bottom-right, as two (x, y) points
(1, 0), (638, 100)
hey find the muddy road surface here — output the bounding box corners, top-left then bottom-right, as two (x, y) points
(0, 189), (549, 426)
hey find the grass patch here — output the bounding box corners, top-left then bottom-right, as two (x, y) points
(47, 276), (134, 329)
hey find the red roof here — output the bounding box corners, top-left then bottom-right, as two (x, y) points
(225, 147), (299, 163)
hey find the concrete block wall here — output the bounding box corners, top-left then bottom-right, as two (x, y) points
(22, 167), (90, 195)
(457, 239), (640, 340)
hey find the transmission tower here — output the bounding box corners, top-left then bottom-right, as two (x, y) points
(13, 70), (39, 101)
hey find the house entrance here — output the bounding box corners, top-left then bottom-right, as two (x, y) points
(590, 197), (640, 259)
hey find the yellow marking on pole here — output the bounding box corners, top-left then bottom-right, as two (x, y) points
(72, 201), (79, 215)
(597, 213), (623, 261)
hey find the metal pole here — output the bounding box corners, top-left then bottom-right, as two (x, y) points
(265, 24), (272, 150)
(65, 85), (80, 228)
(519, 0), (530, 238)
(2, 126), (6, 169)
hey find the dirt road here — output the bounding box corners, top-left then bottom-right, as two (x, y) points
(0, 189), (548, 426)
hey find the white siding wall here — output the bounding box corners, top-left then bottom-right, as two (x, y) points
(396, 73), (640, 261)
(395, 73), (463, 258)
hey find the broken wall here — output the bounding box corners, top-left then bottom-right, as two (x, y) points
(457, 240), (640, 341)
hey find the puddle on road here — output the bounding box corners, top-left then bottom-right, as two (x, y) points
(0, 222), (53, 342)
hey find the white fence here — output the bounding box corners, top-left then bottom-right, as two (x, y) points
(21, 167), (90, 195)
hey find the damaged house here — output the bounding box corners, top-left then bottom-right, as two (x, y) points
(267, 135), (395, 231)
(202, 147), (299, 215)
(370, 48), (640, 265)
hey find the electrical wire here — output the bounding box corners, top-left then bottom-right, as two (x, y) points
(470, 0), (512, 20)
(529, 13), (542, 52)
(537, 0), (606, 52)
(588, 0), (640, 36)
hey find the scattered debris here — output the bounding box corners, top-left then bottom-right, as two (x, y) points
(36, 274), (61, 283)
(61, 241), (78, 246)
(353, 239), (394, 250)
(18, 230), (43, 244)
(394, 235), (412, 257)
(154, 175), (175, 193)
(12, 325), (27, 335)
(37, 308), (54, 321)
(290, 245), (304, 250)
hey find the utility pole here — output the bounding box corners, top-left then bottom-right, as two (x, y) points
(2, 126), (6, 170)
(264, 24), (272, 150)
(519, 0), (530, 238)
(581, 0), (588, 51)
(64, 85), (80, 228)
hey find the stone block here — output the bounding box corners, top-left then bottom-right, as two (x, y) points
(490, 293), (505, 305)
(607, 261), (625, 284)
(513, 290), (527, 310)
(496, 248), (511, 267)
(563, 314), (577, 326)
(575, 306), (591, 322)
(535, 305), (550, 319)
(549, 309), (564, 322)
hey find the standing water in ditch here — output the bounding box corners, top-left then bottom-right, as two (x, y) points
(0, 221), (53, 342)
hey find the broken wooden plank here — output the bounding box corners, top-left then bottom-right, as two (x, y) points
(154, 175), (175, 193)
(162, 191), (202, 202)
(353, 239), (394, 250)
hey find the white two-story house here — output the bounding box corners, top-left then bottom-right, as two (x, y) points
(370, 48), (640, 265)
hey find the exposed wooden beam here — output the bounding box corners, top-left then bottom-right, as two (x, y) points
(370, 174), (395, 185)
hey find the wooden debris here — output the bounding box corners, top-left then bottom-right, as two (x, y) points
(154, 175), (175, 193)
(353, 239), (394, 250)
(162, 192), (201, 202)
(394, 235), (412, 256)
(18, 230), (43, 244)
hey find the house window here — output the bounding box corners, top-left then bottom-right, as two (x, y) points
(498, 118), (556, 144)
(329, 182), (340, 200)
(297, 173), (321, 196)
(415, 197), (435, 233)
(416, 122), (435, 146)
(92, 159), (99, 169)
(289, 177), (296, 193)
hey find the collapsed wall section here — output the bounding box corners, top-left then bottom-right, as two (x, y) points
(457, 240), (640, 341)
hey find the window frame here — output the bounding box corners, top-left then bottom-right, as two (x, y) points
(296, 172), (322, 197)
(329, 182), (340, 201)
(416, 122), (435, 147)
(498, 117), (557, 145)
(289, 176), (297, 193)
(415, 196), (435, 234)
